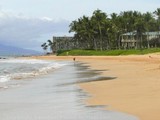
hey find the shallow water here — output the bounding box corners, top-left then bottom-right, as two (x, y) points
(0, 61), (138, 120)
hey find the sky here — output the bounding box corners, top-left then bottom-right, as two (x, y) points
(0, 0), (160, 51)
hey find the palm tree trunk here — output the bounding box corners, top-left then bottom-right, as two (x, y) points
(93, 38), (98, 50)
(147, 33), (150, 48)
(98, 23), (103, 51)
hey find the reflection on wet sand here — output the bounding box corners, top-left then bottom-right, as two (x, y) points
(0, 61), (138, 120)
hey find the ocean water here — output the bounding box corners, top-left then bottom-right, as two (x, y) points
(0, 58), (139, 120)
(0, 58), (65, 89)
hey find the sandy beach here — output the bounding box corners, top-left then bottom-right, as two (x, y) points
(30, 54), (160, 120)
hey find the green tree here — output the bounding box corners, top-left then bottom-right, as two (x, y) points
(68, 8), (160, 51)
(143, 12), (155, 48)
(91, 9), (108, 51)
(41, 42), (48, 53)
(134, 13), (146, 49)
(47, 39), (55, 53)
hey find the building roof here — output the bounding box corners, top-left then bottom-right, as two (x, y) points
(122, 31), (160, 36)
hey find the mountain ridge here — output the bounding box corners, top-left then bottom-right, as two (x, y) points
(0, 44), (42, 56)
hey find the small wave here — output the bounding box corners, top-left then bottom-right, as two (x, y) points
(0, 58), (66, 81)
(9, 63), (66, 80)
(38, 63), (65, 73)
(0, 59), (49, 64)
(0, 75), (10, 83)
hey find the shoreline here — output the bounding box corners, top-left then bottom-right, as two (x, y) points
(29, 54), (160, 120)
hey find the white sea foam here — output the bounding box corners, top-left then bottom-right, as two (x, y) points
(7, 62), (65, 80)
(38, 63), (65, 73)
(0, 76), (10, 83)
(0, 59), (66, 82)
(0, 59), (49, 64)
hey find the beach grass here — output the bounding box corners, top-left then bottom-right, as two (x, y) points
(57, 48), (160, 56)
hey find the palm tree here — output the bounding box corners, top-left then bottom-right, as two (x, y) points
(67, 8), (160, 51)
(91, 9), (107, 51)
(134, 14), (146, 49)
(154, 8), (160, 21)
(47, 39), (54, 53)
(154, 8), (160, 42)
(41, 42), (48, 53)
(81, 16), (96, 50)
(143, 12), (155, 48)
(69, 19), (87, 49)
(77, 16), (92, 49)
(110, 13), (122, 49)
(69, 16), (95, 50)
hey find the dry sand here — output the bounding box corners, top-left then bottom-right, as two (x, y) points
(30, 54), (160, 120)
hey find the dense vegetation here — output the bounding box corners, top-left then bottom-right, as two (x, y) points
(69, 8), (160, 50)
(57, 48), (160, 56)
(42, 8), (160, 54)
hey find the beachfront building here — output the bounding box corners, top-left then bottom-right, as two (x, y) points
(52, 31), (160, 52)
(53, 36), (75, 52)
(121, 31), (160, 49)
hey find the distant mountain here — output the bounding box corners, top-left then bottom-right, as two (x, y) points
(0, 44), (42, 56)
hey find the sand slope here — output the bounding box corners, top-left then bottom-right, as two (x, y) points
(30, 55), (160, 120)
(78, 55), (160, 120)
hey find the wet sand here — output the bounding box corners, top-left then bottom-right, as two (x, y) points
(0, 60), (137, 120)
(30, 54), (160, 120)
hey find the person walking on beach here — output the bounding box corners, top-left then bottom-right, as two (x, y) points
(73, 57), (76, 65)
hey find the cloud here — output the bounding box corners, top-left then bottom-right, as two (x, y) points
(0, 10), (70, 50)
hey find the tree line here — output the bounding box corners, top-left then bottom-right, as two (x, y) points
(42, 8), (160, 53)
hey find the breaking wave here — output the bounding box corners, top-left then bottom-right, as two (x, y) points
(0, 59), (66, 83)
